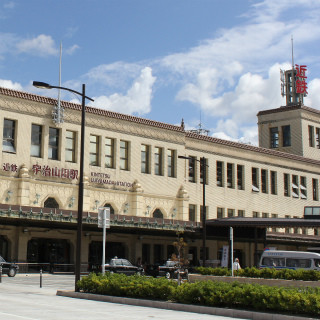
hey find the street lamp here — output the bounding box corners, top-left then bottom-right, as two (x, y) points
(33, 81), (94, 291)
(178, 155), (207, 267)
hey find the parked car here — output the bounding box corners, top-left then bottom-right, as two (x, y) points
(158, 260), (188, 279)
(0, 255), (19, 277)
(101, 257), (144, 276)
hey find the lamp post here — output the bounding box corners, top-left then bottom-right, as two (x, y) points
(33, 81), (94, 291)
(178, 155), (207, 267)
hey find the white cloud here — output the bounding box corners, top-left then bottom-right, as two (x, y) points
(16, 34), (58, 56)
(304, 79), (320, 109)
(65, 44), (79, 55)
(91, 67), (156, 115)
(0, 79), (22, 90)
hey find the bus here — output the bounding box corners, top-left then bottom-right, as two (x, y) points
(259, 250), (320, 270)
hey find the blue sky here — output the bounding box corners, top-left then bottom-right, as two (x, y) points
(1, 0), (320, 145)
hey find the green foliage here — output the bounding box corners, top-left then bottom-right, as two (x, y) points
(77, 272), (320, 317)
(194, 266), (320, 281)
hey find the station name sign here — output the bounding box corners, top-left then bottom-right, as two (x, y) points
(90, 172), (133, 188)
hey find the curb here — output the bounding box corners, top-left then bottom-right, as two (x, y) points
(56, 290), (316, 320)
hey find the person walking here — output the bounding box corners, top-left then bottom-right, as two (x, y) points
(233, 258), (241, 270)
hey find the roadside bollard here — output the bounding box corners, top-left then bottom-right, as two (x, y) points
(0, 265), (2, 283)
(40, 269), (42, 288)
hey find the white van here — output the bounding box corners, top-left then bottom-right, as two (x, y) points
(259, 250), (320, 270)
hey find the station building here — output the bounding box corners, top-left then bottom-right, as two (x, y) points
(1, 69), (320, 271)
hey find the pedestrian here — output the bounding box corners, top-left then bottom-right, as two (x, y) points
(233, 258), (241, 270)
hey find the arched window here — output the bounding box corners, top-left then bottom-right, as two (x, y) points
(44, 197), (59, 209)
(153, 209), (163, 218)
(104, 203), (115, 215)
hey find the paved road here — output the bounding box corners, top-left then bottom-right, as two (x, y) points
(0, 273), (244, 320)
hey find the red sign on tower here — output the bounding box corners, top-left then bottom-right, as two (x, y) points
(295, 64), (308, 94)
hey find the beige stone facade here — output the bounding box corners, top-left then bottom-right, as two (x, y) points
(0, 87), (320, 270)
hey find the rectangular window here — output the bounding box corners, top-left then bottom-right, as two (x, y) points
(189, 204), (196, 222)
(300, 176), (307, 199)
(49, 127), (59, 160)
(65, 130), (76, 162)
(188, 156), (196, 183)
(31, 124), (42, 157)
(316, 128), (320, 149)
(120, 140), (129, 170)
(216, 161), (224, 187)
(262, 212), (269, 218)
(3, 119), (16, 153)
(313, 178), (319, 201)
(284, 173), (290, 197)
(141, 144), (150, 174)
(217, 207), (224, 218)
(167, 149), (175, 178)
(200, 158), (208, 184)
(154, 147), (163, 176)
(227, 163), (234, 188)
(261, 169), (268, 193)
(292, 175), (299, 198)
(237, 165), (244, 190)
(252, 211), (259, 218)
(105, 137), (115, 168)
(309, 125), (315, 147)
(282, 125), (291, 147)
(228, 208), (234, 217)
(89, 135), (99, 166)
(252, 167), (259, 192)
(238, 210), (245, 217)
(272, 214), (278, 232)
(270, 127), (279, 148)
(270, 171), (277, 195)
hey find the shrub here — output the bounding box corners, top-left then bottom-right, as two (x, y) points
(77, 273), (320, 317)
(194, 266), (320, 281)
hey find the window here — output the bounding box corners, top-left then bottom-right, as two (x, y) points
(282, 125), (291, 147)
(65, 130), (76, 162)
(200, 158), (208, 184)
(313, 179), (319, 201)
(237, 165), (244, 190)
(216, 161), (224, 187)
(252, 211), (259, 218)
(270, 171), (277, 195)
(189, 204), (196, 222)
(284, 173), (290, 197)
(49, 127), (59, 160)
(309, 125), (315, 147)
(217, 207), (224, 218)
(261, 169), (268, 193)
(3, 119), (16, 153)
(292, 175), (299, 198)
(270, 127), (279, 148)
(154, 147), (163, 176)
(105, 137), (115, 168)
(316, 128), (320, 149)
(300, 176), (307, 199)
(89, 135), (99, 166)
(262, 212), (269, 218)
(153, 209), (163, 218)
(227, 163), (234, 188)
(238, 210), (245, 217)
(252, 167), (259, 192)
(44, 197), (59, 209)
(120, 140), (129, 170)
(167, 149), (175, 178)
(31, 124), (42, 157)
(228, 208), (234, 217)
(188, 156), (196, 183)
(141, 144), (150, 174)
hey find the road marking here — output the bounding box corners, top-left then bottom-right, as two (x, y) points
(0, 311), (41, 320)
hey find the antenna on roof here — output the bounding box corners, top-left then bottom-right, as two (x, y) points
(52, 42), (64, 124)
(291, 35), (294, 69)
(188, 110), (210, 136)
